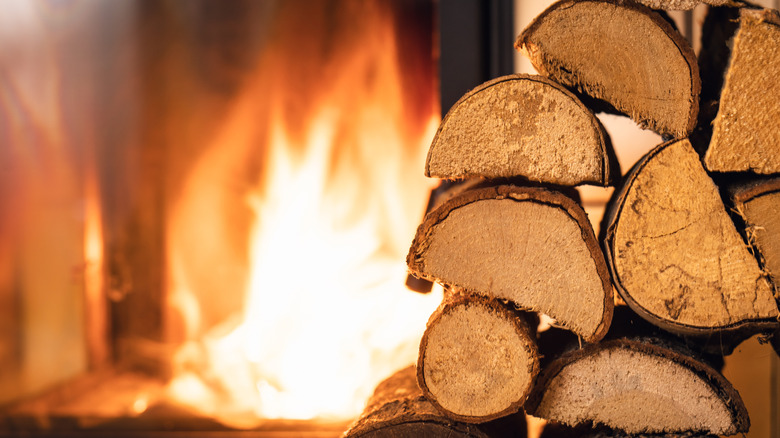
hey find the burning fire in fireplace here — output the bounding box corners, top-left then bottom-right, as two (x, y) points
(1, 0), (440, 432)
(161, 0), (441, 428)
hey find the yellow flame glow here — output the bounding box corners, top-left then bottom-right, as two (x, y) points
(166, 1), (441, 427)
(167, 109), (441, 425)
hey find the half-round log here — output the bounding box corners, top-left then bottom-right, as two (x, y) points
(425, 74), (618, 187)
(408, 184), (613, 342)
(516, 0), (700, 138)
(603, 139), (779, 335)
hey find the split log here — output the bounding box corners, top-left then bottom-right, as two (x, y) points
(425, 74), (619, 187)
(417, 294), (539, 423)
(343, 365), (527, 437)
(407, 179), (582, 293)
(515, 0), (700, 138)
(526, 329), (750, 436)
(406, 180), (481, 293)
(407, 184), (613, 343)
(704, 9), (780, 174)
(633, 0), (735, 11)
(603, 138), (779, 335)
(532, 307), (739, 436)
(732, 177), (780, 287)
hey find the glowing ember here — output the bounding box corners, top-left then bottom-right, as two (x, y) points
(166, 1), (440, 427)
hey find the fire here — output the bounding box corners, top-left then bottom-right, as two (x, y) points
(166, 1), (441, 427)
(83, 168), (107, 368)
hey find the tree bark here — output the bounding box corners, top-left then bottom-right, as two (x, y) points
(344, 365), (527, 437)
(731, 177), (780, 288)
(630, 0), (735, 10)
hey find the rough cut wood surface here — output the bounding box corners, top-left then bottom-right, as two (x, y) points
(407, 184), (613, 343)
(705, 9), (780, 174)
(526, 338), (749, 436)
(343, 365), (526, 437)
(515, 0), (700, 138)
(732, 178), (780, 288)
(603, 139), (779, 335)
(633, 0), (735, 10)
(417, 294), (539, 424)
(425, 74), (618, 187)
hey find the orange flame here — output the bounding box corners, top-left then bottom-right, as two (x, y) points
(166, 1), (440, 427)
(83, 168), (107, 368)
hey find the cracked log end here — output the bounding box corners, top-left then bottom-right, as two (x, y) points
(407, 184), (614, 343)
(605, 138), (779, 334)
(705, 9), (780, 174)
(515, 0), (700, 138)
(344, 365), (527, 437)
(425, 74), (618, 187)
(526, 339), (749, 436)
(732, 178), (780, 289)
(417, 294), (539, 423)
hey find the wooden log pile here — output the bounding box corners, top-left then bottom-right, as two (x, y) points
(345, 0), (780, 436)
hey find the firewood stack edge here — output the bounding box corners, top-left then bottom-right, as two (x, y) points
(345, 0), (780, 437)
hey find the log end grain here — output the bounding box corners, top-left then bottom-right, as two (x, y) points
(407, 185), (614, 343)
(527, 339), (750, 436)
(605, 139), (779, 334)
(705, 9), (780, 174)
(425, 74), (618, 187)
(515, 0), (700, 138)
(417, 295), (539, 423)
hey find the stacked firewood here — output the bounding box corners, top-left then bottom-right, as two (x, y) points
(344, 0), (780, 436)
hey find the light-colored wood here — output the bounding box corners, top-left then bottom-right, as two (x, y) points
(345, 365), (527, 437)
(527, 339), (749, 436)
(426, 74), (618, 187)
(705, 9), (780, 174)
(407, 185), (613, 343)
(515, 0), (700, 138)
(605, 139), (779, 334)
(733, 178), (780, 288)
(417, 294), (539, 423)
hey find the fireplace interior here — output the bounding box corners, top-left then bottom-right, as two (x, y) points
(0, 0), (440, 435)
(1, 0), (779, 437)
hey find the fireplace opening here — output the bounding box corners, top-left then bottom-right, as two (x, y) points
(1, 0), (442, 435)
